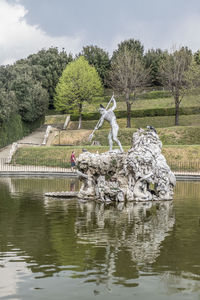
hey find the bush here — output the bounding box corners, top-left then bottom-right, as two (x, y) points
(137, 90), (171, 99)
(0, 114), (45, 149)
(0, 114), (24, 148)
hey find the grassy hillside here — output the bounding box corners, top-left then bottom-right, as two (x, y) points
(91, 126), (200, 146)
(68, 114), (200, 130)
(82, 94), (200, 113)
(13, 145), (200, 171)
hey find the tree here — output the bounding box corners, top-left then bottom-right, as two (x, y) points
(10, 66), (49, 122)
(112, 39), (144, 61)
(79, 45), (110, 86)
(23, 47), (73, 108)
(144, 48), (167, 86)
(0, 63), (49, 123)
(0, 89), (17, 123)
(159, 47), (200, 126)
(194, 50), (200, 65)
(109, 46), (149, 128)
(54, 56), (103, 129)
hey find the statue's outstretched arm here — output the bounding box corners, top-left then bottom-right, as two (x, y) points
(110, 97), (117, 111)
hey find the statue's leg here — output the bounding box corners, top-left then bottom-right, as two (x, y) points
(108, 130), (113, 151)
(112, 127), (123, 152)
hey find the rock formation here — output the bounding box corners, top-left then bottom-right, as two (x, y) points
(77, 127), (176, 202)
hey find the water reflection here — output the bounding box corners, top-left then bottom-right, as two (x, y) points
(77, 201), (175, 264)
(0, 177), (200, 299)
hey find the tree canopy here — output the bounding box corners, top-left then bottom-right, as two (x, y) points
(159, 47), (200, 125)
(0, 62), (49, 123)
(79, 45), (110, 85)
(54, 56), (103, 129)
(109, 44), (149, 128)
(25, 47), (73, 108)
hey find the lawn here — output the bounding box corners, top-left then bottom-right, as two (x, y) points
(68, 114), (200, 130)
(13, 144), (200, 171)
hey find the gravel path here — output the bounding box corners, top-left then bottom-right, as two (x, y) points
(0, 126), (47, 159)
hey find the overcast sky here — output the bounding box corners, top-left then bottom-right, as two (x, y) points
(1, 0), (200, 65)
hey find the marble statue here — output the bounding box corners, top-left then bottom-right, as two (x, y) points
(77, 126), (176, 202)
(89, 95), (123, 152)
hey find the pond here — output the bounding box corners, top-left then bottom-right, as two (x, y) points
(0, 177), (200, 300)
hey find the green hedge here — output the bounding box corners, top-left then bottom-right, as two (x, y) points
(71, 106), (200, 121)
(137, 90), (171, 99)
(0, 114), (44, 149)
(85, 90), (171, 104)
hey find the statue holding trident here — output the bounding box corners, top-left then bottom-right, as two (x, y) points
(89, 94), (123, 152)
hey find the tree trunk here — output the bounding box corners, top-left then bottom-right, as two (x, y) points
(78, 103), (82, 130)
(175, 96), (180, 126)
(126, 94), (131, 128)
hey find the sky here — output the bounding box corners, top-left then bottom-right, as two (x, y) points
(1, 0), (200, 65)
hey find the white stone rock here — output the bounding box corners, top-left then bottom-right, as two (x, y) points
(77, 128), (176, 202)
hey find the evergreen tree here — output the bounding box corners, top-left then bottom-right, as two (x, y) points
(144, 48), (167, 86)
(25, 47), (73, 108)
(79, 45), (110, 85)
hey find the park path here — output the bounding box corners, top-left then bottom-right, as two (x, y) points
(0, 126), (75, 174)
(0, 126), (47, 159)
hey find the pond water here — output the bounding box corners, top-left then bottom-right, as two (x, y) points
(0, 177), (200, 300)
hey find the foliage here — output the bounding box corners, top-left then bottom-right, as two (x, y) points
(0, 61), (48, 148)
(144, 48), (167, 86)
(8, 64), (49, 122)
(0, 63), (49, 122)
(109, 43), (149, 127)
(79, 45), (110, 85)
(112, 39), (144, 60)
(194, 50), (200, 65)
(71, 105), (200, 121)
(0, 89), (17, 123)
(0, 114), (44, 149)
(54, 56), (103, 129)
(0, 114), (23, 148)
(25, 47), (73, 108)
(68, 114), (200, 132)
(159, 47), (200, 125)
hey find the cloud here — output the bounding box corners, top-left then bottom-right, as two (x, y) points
(162, 15), (200, 52)
(0, 0), (83, 65)
(109, 13), (200, 54)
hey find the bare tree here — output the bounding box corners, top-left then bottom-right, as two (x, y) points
(108, 47), (149, 128)
(159, 47), (200, 126)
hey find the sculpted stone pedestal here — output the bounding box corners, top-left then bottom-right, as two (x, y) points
(77, 128), (176, 202)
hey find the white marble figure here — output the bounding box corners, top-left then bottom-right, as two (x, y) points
(89, 96), (123, 152)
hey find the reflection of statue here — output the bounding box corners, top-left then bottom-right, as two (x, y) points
(76, 200), (175, 283)
(89, 95), (123, 152)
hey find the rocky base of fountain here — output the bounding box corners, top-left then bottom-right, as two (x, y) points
(76, 128), (176, 202)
